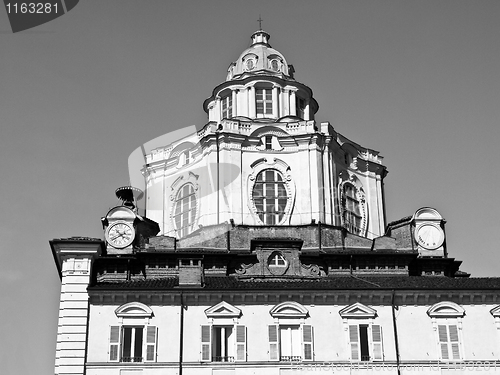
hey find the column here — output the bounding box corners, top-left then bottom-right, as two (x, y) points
(290, 90), (296, 116)
(232, 89), (237, 117)
(215, 97), (221, 123)
(249, 86), (256, 118)
(304, 99), (310, 121)
(272, 86), (279, 118)
(281, 89), (289, 116)
(221, 327), (226, 360)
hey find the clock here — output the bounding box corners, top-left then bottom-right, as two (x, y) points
(415, 223), (444, 250)
(105, 221), (135, 249)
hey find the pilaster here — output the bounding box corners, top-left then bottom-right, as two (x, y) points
(51, 238), (103, 375)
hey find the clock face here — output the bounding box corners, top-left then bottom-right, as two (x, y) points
(415, 223), (444, 250)
(106, 222), (134, 249)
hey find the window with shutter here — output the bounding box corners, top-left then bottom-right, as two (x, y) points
(302, 325), (313, 361)
(348, 324), (383, 361)
(438, 325), (449, 360)
(268, 325), (279, 361)
(449, 325), (460, 360)
(145, 326), (157, 362)
(371, 325), (383, 360)
(109, 326), (120, 362)
(201, 325), (212, 362)
(110, 302), (155, 363)
(235, 325), (246, 362)
(349, 325), (360, 361)
(438, 324), (461, 360)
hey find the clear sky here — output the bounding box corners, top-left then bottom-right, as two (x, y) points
(0, 1), (499, 374)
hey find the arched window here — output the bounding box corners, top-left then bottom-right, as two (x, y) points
(252, 169), (287, 225)
(173, 184), (197, 237)
(342, 183), (361, 234)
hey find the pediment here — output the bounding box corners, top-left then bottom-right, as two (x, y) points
(115, 302), (153, 318)
(427, 301), (465, 318)
(270, 301), (308, 318)
(490, 305), (500, 318)
(339, 302), (377, 319)
(205, 301), (242, 318)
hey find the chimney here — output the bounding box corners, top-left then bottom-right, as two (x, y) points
(178, 258), (203, 287)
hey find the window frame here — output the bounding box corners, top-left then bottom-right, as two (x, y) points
(256, 88), (273, 118)
(268, 302), (313, 362)
(109, 302), (157, 363)
(221, 95), (233, 119)
(339, 302), (383, 362)
(172, 183), (197, 238)
(427, 301), (465, 361)
(338, 176), (367, 236)
(202, 301), (246, 363)
(252, 169), (288, 225)
(295, 97), (306, 119)
(248, 159), (295, 226)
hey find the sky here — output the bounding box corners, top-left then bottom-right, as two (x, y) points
(0, 1), (499, 374)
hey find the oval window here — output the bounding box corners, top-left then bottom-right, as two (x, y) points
(270, 59), (280, 71)
(252, 169), (287, 224)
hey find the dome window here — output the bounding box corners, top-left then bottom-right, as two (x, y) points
(245, 58), (256, 71)
(296, 97), (306, 119)
(256, 88), (273, 117)
(221, 95), (233, 119)
(270, 59), (281, 72)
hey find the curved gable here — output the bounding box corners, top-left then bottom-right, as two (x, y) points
(427, 301), (465, 318)
(270, 301), (308, 318)
(115, 302), (153, 318)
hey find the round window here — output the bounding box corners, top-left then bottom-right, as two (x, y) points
(267, 251), (288, 275)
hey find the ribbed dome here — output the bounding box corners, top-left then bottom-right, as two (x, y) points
(226, 30), (292, 81)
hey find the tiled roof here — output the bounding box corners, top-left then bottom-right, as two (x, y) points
(90, 276), (500, 291)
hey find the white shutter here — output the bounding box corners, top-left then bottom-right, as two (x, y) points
(201, 325), (212, 362)
(438, 325), (449, 360)
(145, 326), (157, 362)
(235, 325), (247, 362)
(268, 325), (279, 361)
(109, 326), (120, 362)
(349, 325), (360, 361)
(371, 325), (383, 360)
(448, 325), (461, 360)
(302, 325), (313, 361)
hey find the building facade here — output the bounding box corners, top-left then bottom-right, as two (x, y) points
(51, 30), (500, 375)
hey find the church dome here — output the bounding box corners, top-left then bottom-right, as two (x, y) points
(226, 30), (293, 81)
